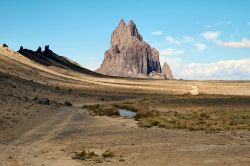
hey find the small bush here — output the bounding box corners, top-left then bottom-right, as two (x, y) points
(102, 150), (115, 158)
(200, 112), (209, 119)
(72, 150), (98, 160)
(64, 101), (72, 106)
(34, 97), (50, 105)
(83, 104), (119, 116)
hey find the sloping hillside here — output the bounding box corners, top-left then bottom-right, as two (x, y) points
(0, 45), (250, 96)
(18, 45), (100, 76)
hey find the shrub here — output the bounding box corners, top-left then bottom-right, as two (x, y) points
(82, 104), (119, 116)
(64, 101), (72, 106)
(72, 150), (98, 160)
(102, 150), (115, 158)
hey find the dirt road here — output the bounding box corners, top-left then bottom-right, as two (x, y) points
(1, 106), (250, 166)
(0, 107), (85, 166)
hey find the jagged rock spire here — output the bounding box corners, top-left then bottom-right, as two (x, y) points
(127, 20), (143, 40)
(118, 19), (126, 27)
(110, 19), (143, 48)
(97, 19), (162, 78)
(36, 46), (42, 53)
(19, 46), (24, 52)
(45, 45), (49, 51)
(162, 62), (174, 79)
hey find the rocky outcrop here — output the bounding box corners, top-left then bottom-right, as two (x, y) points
(162, 62), (174, 79)
(36, 46), (42, 53)
(18, 45), (100, 76)
(97, 19), (162, 78)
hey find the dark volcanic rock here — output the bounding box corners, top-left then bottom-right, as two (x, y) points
(18, 45), (100, 76)
(97, 19), (162, 78)
(3, 44), (8, 48)
(36, 47), (42, 53)
(19, 46), (24, 51)
(44, 45), (50, 53)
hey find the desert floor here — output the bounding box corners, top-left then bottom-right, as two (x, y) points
(1, 46), (250, 166)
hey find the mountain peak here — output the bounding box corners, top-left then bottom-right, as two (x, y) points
(118, 19), (126, 27)
(111, 19), (143, 47)
(128, 20), (135, 27)
(127, 20), (142, 40)
(97, 19), (162, 78)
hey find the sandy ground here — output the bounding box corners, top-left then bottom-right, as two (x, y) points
(1, 45), (250, 165)
(1, 106), (250, 166)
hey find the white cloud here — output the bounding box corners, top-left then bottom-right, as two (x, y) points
(195, 43), (207, 51)
(182, 36), (194, 43)
(166, 36), (181, 45)
(219, 37), (250, 48)
(160, 57), (250, 80)
(205, 21), (232, 29)
(165, 35), (194, 45)
(202, 31), (250, 48)
(181, 59), (250, 79)
(202, 31), (220, 40)
(152, 31), (163, 36)
(180, 59), (250, 80)
(160, 48), (184, 56)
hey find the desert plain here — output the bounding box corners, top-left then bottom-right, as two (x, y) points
(1, 45), (250, 166)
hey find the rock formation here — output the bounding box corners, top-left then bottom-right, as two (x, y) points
(18, 45), (100, 76)
(3, 43), (8, 48)
(162, 62), (174, 79)
(36, 46), (42, 53)
(97, 19), (162, 78)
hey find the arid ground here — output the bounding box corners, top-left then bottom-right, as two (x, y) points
(1, 46), (250, 166)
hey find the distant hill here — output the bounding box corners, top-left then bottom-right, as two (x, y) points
(18, 45), (100, 76)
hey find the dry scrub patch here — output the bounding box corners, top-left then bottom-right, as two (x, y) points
(82, 104), (119, 116)
(72, 149), (117, 164)
(83, 94), (250, 131)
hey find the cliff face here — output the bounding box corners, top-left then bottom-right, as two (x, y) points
(96, 19), (162, 78)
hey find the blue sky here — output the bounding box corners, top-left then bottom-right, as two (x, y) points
(1, 0), (250, 79)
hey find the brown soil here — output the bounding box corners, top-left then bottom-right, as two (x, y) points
(1, 45), (250, 165)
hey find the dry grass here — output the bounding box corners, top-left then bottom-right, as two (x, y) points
(72, 149), (115, 163)
(85, 94), (250, 131)
(137, 109), (250, 131)
(102, 150), (115, 158)
(135, 95), (250, 131)
(72, 150), (98, 160)
(82, 104), (119, 116)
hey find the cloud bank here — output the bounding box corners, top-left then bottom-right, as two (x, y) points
(219, 37), (250, 48)
(202, 31), (250, 48)
(160, 57), (250, 80)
